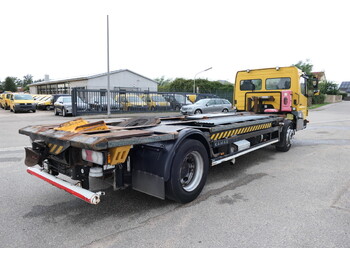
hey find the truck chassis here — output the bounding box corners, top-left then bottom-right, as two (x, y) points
(19, 112), (291, 204)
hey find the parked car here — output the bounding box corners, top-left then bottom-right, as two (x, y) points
(54, 95), (87, 117)
(180, 98), (232, 115)
(88, 95), (120, 112)
(116, 93), (147, 111)
(163, 94), (193, 111)
(140, 94), (170, 111)
(37, 95), (54, 110)
(9, 93), (37, 113)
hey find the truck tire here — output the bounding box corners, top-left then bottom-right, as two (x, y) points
(275, 120), (295, 152)
(166, 139), (209, 203)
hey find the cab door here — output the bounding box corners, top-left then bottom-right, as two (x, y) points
(298, 76), (308, 118)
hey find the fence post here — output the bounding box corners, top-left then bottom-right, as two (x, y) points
(72, 88), (77, 116)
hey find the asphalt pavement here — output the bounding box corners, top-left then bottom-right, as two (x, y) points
(0, 103), (349, 247)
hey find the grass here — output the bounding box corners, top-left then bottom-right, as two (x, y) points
(309, 103), (330, 110)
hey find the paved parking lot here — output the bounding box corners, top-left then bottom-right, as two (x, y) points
(0, 103), (349, 247)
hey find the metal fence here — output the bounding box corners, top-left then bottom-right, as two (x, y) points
(71, 88), (232, 116)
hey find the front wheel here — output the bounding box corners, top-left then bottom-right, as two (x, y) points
(275, 120), (295, 152)
(62, 107), (67, 117)
(194, 109), (202, 115)
(166, 139), (209, 203)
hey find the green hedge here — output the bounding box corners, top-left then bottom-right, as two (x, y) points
(312, 93), (326, 104)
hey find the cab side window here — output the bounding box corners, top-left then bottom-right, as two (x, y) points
(266, 77), (291, 90)
(240, 79), (262, 90)
(300, 77), (307, 96)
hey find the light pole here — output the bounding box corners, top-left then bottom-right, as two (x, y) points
(106, 15), (111, 117)
(193, 67), (212, 93)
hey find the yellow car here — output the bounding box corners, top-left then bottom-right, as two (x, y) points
(116, 93), (148, 111)
(0, 93), (6, 109)
(37, 95), (53, 110)
(140, 94), (170, 111)
(9, 93), (36, 113)
(2, 92), (13, 110)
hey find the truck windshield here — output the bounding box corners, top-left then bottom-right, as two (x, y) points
(14, 94), (33, 100)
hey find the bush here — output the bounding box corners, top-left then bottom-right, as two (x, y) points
(340, 93), (348, 100)
(312, 93), (325, 104)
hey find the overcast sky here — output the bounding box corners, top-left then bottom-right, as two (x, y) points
(0, 0), (348, 84)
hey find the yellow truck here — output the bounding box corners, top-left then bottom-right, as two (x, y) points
(19, 66), (318, 205)
(9, 93), (37, 113)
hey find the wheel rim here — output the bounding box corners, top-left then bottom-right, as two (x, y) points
(286, 127), (295, 146)
(194, 110), (201, 114)
(180, 151), (204, 192)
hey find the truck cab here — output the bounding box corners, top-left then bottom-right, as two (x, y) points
(234, 66), (318, 130)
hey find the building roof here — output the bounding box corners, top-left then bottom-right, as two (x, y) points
(339, 81), (350, 93)
(28, 69), (157, 86)
(312, 71), (326, 81)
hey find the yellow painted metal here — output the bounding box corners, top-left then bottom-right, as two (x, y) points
(47, 143), (64, 155)
(54, 118), (89, 132)
(54, 119), (110, 133)
(108, 145), (131, 165)
(74, 121), (109, 133)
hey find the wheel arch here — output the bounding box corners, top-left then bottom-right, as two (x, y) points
(164, 128), (210, 182)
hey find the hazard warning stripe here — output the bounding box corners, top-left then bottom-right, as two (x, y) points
(210, 123), (272, 141)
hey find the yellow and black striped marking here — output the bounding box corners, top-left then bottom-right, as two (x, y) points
(210, 123), (272, 141)
(48, 143), (64, 155)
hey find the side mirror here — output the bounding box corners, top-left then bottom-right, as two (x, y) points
(312, 77), (319, 95)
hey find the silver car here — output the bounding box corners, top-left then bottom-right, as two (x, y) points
(54, 96), (87, 117)
(180, 98), (232, 115)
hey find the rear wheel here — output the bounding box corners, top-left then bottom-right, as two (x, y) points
(276, 120), (295, 152)
(222, 108), (229, 113)
(166, 139), (209, 203)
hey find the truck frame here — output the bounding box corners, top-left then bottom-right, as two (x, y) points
(19, 66), (318, 204)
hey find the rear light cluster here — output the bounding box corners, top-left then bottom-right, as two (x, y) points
(82, 149), (104, 165)
(82, 146), (131, 166)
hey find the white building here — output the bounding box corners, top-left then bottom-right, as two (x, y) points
(29, 69), (158, 94)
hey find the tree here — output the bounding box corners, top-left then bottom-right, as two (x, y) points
(154, 76), (172, 92)
(23, 74), (33, 87)
(3, 77), (17, 92)
(319, 81), (339, 95)
(293, 59), (313, 75)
